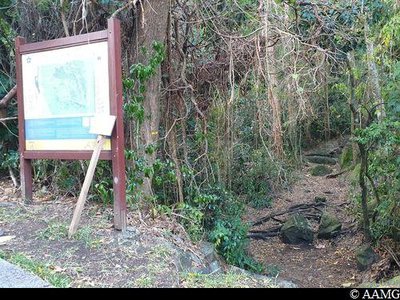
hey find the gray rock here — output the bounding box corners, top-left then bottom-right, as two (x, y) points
(177, 251), (202, 272)
(228, 266), (297, 288)
(199, 260), (222, 275)
(177, 251), (194, 272)
(199, 241), (217, 264)
(208, 260), (221, 274)
(317, 213), (342, 239)
(275, 279), (298, 288)
(356, 244), (378, 271)
(0, 259), (52, 288)
(310, 165), (333, 176)
(0, 228), (4, 237)
(281, 214), (314, 244)
(117, 227), (140, 246)
(0, 202), (16, 207)
(126, 226), (138, 233)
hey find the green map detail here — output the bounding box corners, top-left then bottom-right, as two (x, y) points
(38, 60), (96, 116)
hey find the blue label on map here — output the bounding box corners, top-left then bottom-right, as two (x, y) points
(25, 117), (96, 140)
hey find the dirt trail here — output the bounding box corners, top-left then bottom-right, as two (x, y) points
(246, 139), (365, 288)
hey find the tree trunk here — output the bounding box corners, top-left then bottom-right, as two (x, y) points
(261, 0), (284, 158)
(135, 0), (171, 199)
(346, 52), (359, 164)
(324, 65), (331, 140)
(358, 142), (372, 243)
(364, 17), (385, 122)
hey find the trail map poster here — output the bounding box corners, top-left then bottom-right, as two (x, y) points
(21, 42), (111, 151)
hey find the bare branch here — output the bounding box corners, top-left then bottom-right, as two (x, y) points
(111, 0), (140, 18)
(0, 85), (17, 109)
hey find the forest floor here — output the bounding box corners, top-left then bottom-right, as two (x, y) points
(0, 179), (278, 288)
(245, 138), (366, 288)
(0, 140), (396, 288)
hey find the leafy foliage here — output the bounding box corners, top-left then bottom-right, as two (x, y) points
(1, 0), (400, 275)
(178, 186), (263, 272)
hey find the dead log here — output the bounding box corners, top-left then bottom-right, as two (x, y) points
(271, 216), (285, 223)
(248, 226), (282, 240)
(250, 202), (325, 227)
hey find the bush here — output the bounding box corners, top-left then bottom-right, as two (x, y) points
(232, 149), (282, 207)
(355, 119), (400, 242)
(210, 218), (263, 273)
(178, 186), (263, 273)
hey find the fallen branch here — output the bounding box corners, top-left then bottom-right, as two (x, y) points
(382, 244), (400, 269)
(326, 170), (346, 178)
(338, 222), (358, 236)
(326, 165), (355, 179)
(248, 226), (282, 240)
(271, 216), (285, 223)
(250, 202), (325, 227)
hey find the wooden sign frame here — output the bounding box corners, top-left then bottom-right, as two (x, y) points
(15, 18), (126, 230)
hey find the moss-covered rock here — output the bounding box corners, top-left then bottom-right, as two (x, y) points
(349, 163), (361, 185)
(356, 244), (378, 271)
(310, 165), (333, 176)
(281, 214), (314, 244)
(339, 146), (353, 169)
(317, 212), (342, 239)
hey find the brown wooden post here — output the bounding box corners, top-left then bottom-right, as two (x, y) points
(15, 36), (33, 203)
(108, 18), (127, 231)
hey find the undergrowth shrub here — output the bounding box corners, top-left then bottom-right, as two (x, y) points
(178, 186), (264, 273)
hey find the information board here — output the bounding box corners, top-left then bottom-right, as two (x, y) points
(16, 18), (127, 230)
(22, 42), (111, 151)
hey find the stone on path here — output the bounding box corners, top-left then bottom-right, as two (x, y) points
(0, 235), (15, 245)
(356, 244), (378, 271)
(281, 214), (314, 244)
(317, 212), (342, 239)
(339, 146), (353, 169)
(310, 165), (333, 176)
(0, 259), (52, 288)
